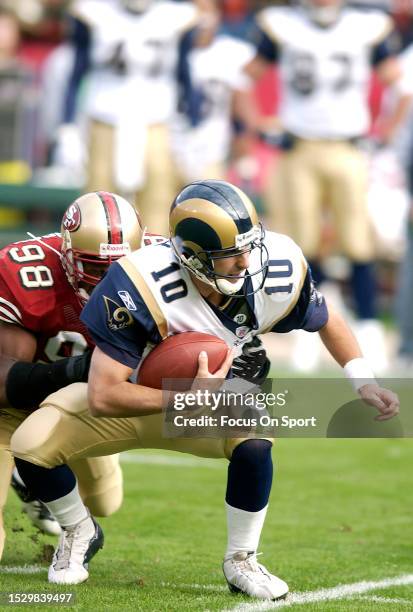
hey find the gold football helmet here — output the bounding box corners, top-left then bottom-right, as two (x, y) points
(61, 191), (144, 303)
(170, 180), (268, 297)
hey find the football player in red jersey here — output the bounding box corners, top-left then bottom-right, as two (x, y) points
(0, 191), (144, 560)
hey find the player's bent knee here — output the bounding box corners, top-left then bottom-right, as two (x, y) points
(225, 437), (274, 460)
(234, 439), (273, 465)
(10, 407), (64, 468)
(72, 456), (123, 517)
(82, 479), (123, 517)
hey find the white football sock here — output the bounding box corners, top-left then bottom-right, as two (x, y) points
(45, 484), (89, 529)
(225, 502), (268, 559)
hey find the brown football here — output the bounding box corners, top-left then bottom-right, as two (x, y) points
(137, 332), (229, 389)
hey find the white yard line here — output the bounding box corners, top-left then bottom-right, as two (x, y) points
(225, 574), (413, 611)
(356, 595), (412, 605)
(0, 565), (45, 574)
(121, 452), (224, 469)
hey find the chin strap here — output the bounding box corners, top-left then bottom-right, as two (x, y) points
(216, 277), (245, 295)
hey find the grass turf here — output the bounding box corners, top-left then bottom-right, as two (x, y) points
(1, 439), (412, 611)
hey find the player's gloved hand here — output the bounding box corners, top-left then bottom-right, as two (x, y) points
(231, 337), (270, 385)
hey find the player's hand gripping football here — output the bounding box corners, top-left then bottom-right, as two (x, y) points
(191, 348), (235, 393)
(358, 384), (400, 421)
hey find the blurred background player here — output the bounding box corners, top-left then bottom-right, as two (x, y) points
(170, 0), (256, 186)
(0, 191), (143, 560)
(393, 41), (413, 372)
(52, 0), (212, 235)
(0, 6), (36, 230)
(244, 0), (412, 372)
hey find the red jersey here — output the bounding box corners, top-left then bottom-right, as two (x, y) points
(0, 233), (94, 362)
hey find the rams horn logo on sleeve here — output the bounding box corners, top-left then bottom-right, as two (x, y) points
(103, 296), (133, 331)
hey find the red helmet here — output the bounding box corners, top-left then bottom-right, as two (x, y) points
(61, 191), (144, 303)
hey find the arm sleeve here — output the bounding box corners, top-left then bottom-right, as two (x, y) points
(271, 269), (329, 333)
(80, 263), (162, 368)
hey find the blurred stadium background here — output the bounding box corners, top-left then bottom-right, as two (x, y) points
(1, 3), (413, 607)
(0, 0), (412, 375)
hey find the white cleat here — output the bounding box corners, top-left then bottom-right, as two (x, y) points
(48, 514), (104, 585)
(11, 470), (61, 536)
(23, 501), (62, 536)
(223, 551), (288, 600)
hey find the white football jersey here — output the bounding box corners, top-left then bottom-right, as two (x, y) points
(170, 35), (255, 178)
(72, 0), (196, 125)
(117, 231), (309, 354)
(257, 6), (393, 139)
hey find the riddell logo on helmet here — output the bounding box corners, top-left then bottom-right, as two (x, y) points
(235, 226), (261, 248)
(99, 243), (131, 257)
(62, 203), (81, 232)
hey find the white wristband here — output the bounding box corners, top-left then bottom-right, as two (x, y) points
(343, 358), (377, 392)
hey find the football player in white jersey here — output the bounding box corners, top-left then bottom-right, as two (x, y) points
(170, 0), (256, 183)
(10, 181), (398, 597)
(245, 0), (412, 371)
(58, 0), (210, 235)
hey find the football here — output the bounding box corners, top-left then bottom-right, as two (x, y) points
(138, 332), (229, 389)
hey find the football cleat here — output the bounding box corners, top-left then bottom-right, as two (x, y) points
(11, 471), (61, 536)
(223, 551), (289, 600)
(23, 501), (62, 537)
(48, 514), (104, 585)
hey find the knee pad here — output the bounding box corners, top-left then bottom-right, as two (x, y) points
(70, 456), (123, 517)
(11, 384), (90, 467)
(11, 406), (65, 468)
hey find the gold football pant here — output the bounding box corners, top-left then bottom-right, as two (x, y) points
(0, 407), (123, 560)
(264, 139), (374, 262)
(87, 121), (180, 236)
(11, 383), (270, 468)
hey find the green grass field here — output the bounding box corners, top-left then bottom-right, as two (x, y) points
(1, 440), (413, 611)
